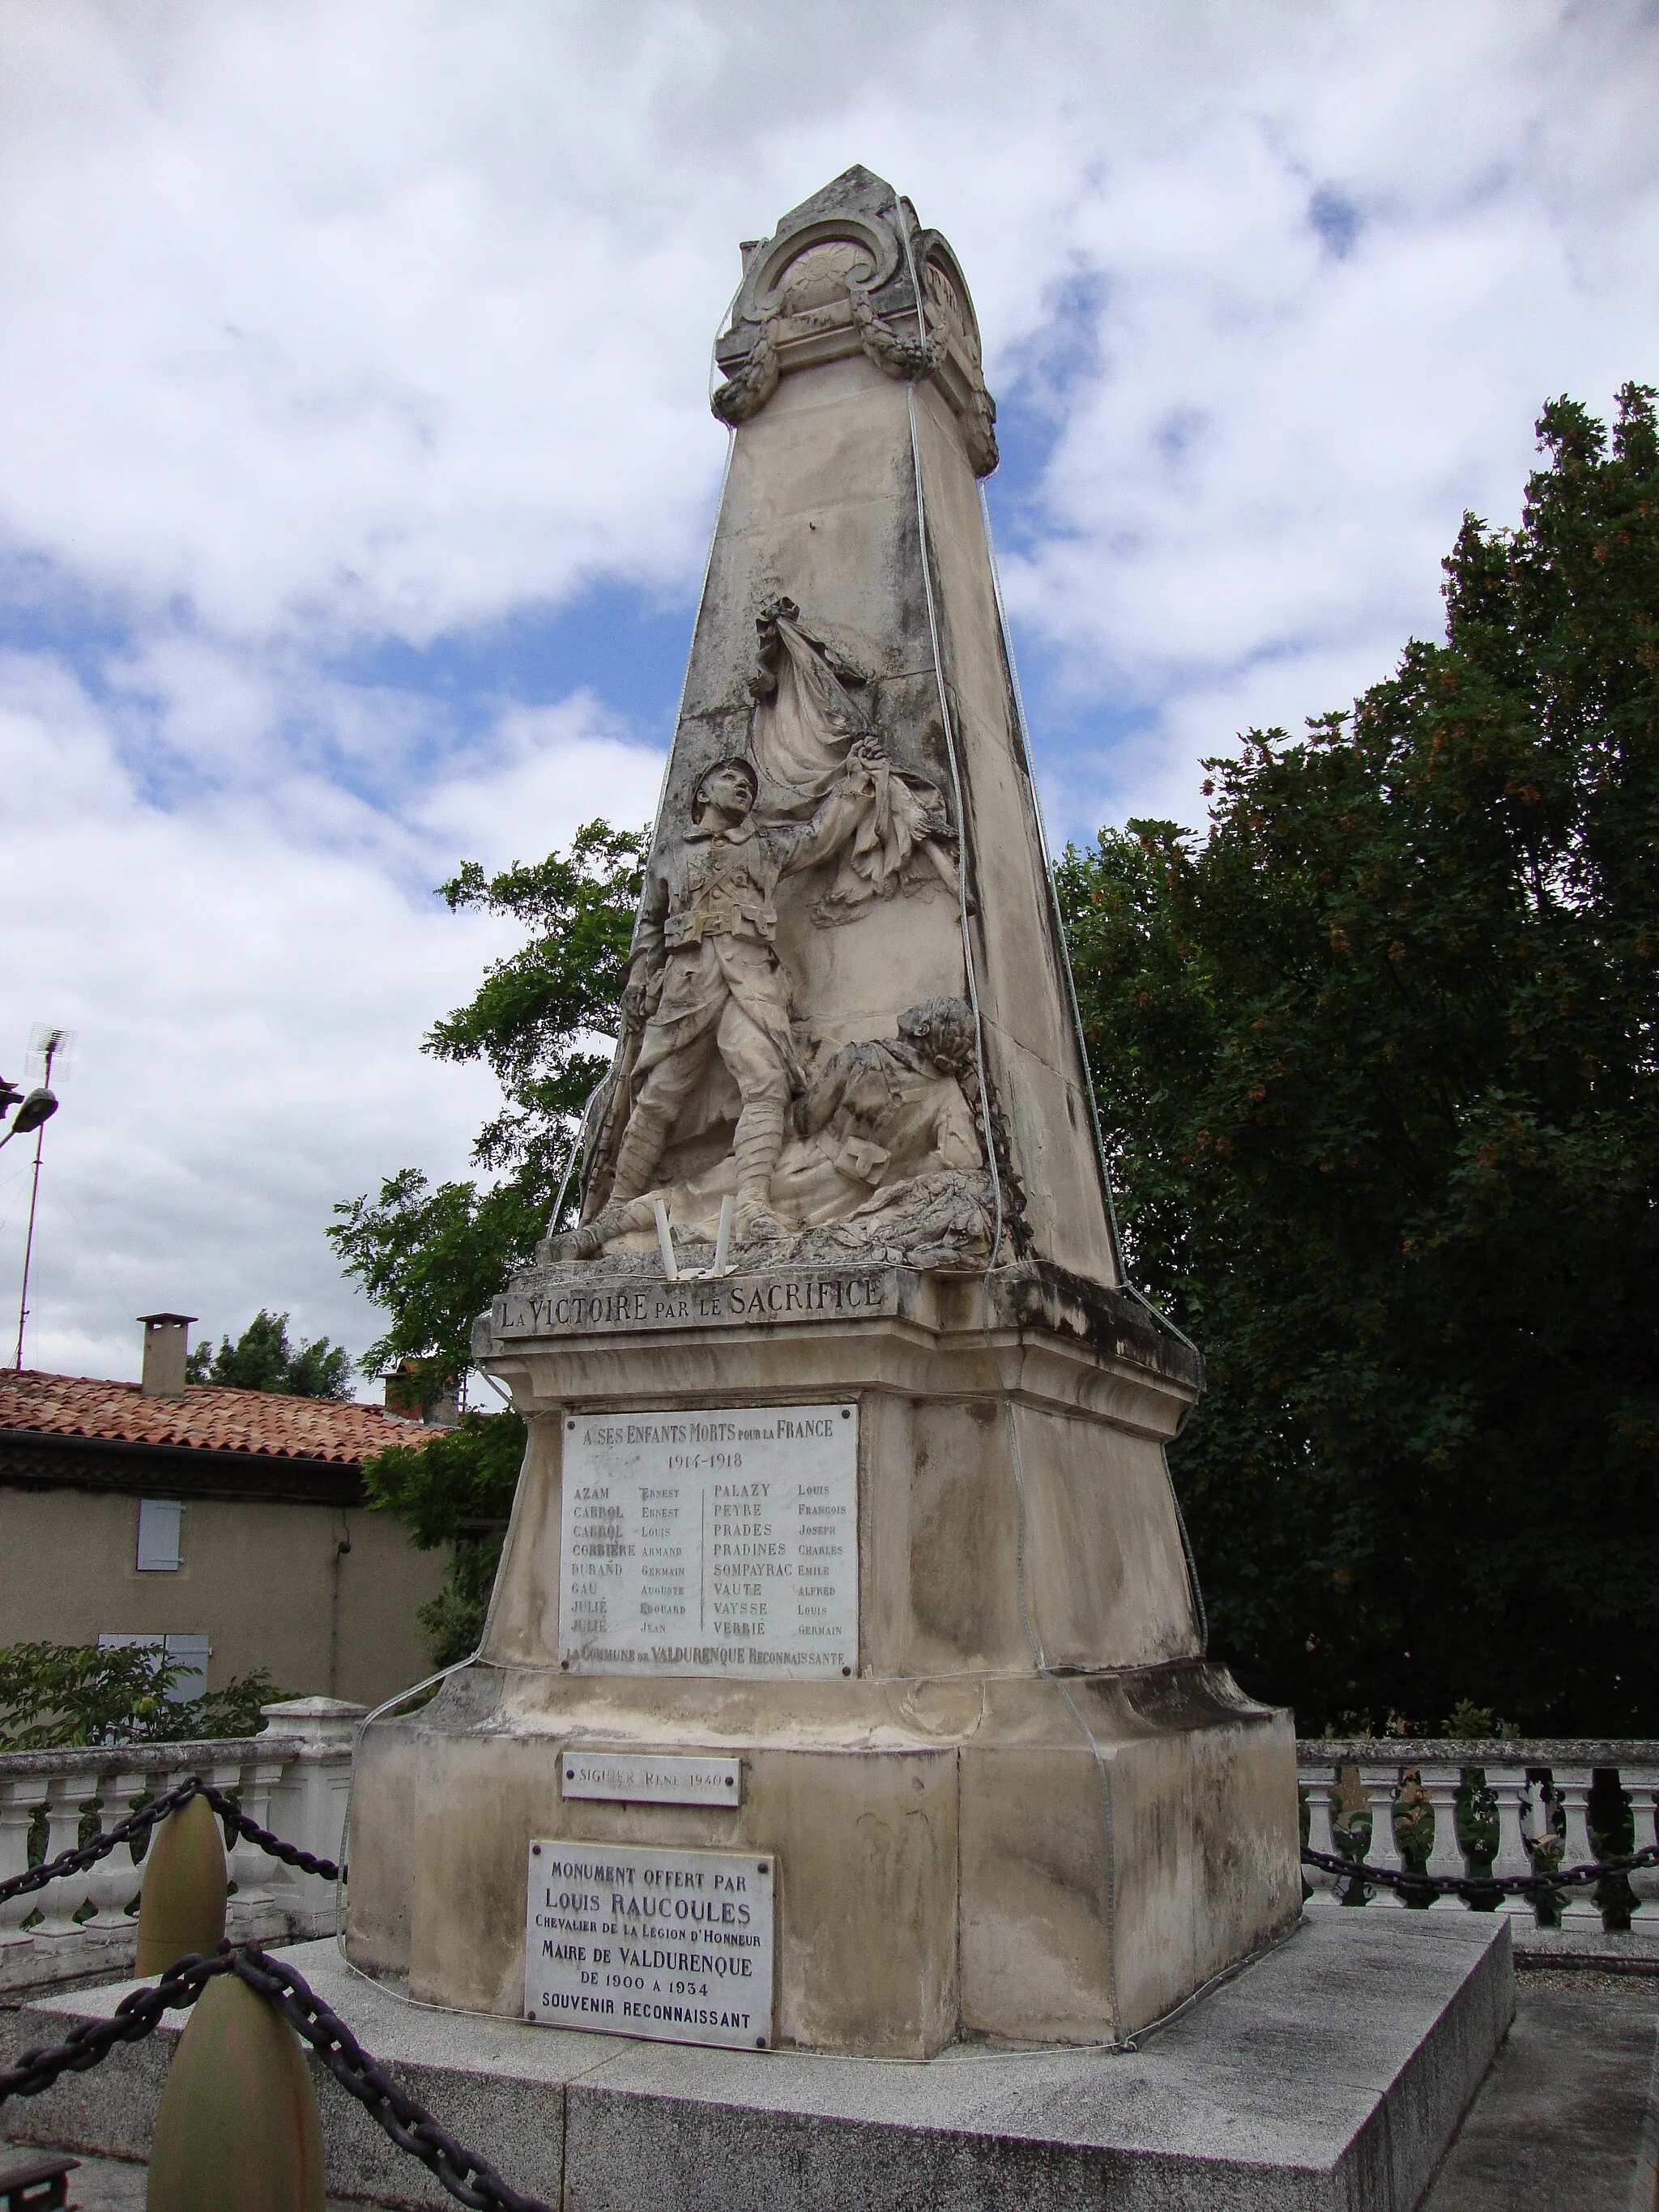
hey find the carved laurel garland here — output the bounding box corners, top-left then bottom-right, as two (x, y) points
(711, 281), (996, 478)
(712, 271), (947, 430)
(710, 323), (782, 427)
(846, 283), (947, 382)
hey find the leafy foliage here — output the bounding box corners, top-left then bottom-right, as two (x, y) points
(332, 821), (642, 1656)
(1057, 385), (1659, 1734)
(184, 1310), (352, 1399)
(360, 1408), (527, 1664)
(328, 821), (646, 1387)
(425, 823), (650, 1184)
(0, 1643), (284, 1750)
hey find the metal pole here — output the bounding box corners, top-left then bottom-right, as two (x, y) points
(13, 1034), (58, 1371)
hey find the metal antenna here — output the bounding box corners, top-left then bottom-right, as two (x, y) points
(14, 1026), (70, 1371)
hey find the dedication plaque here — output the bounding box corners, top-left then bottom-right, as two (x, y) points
(561, 1750), (741, 1806)
(526, 1839), (774, 2048)
(558, 1403), (858, 1677)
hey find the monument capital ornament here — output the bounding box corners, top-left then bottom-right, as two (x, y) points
(711, 165), (998, 475)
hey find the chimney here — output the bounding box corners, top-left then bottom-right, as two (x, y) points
(138, 1312), (196, 1397)
(385, 1359), (461, 1426)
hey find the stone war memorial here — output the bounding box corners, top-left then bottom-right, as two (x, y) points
(342, 169), (1510, 2200)
(348, 162), (1298, 2052)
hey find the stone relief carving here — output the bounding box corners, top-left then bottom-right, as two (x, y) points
(847, 279), (948, 383)
(749, 599), (958, 925)
(574, 679), (962, 1249)
(557, 996), (995, 1275)
(710, 326), (779, 426)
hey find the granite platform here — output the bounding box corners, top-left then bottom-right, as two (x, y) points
(1, 1910), (1511, 2211)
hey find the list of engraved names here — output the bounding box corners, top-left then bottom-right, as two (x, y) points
(559, 1403), (857, 1677)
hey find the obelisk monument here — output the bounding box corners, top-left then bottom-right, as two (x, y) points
(347, 167), (1299, 2056)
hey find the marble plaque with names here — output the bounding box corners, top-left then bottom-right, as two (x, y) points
(526, 1839), (774, 2048)
(561, 1750), (742, 1806)
(559, 1403), (858, 1679)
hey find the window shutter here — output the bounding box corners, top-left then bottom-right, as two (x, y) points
(136, 1498), (183, 1571)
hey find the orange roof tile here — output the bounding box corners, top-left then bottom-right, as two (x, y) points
(0, 1369), (440, 1465)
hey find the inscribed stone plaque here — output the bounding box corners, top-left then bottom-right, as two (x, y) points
(559, 1403), (858, 1678)
(525, 1839), (774, 2048)
(561, 1750), (742, 1806)
(493, 1266), (899, 1340)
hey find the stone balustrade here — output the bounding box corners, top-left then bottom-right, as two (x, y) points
(1298, 1738), (1659, 1936)
(0, 1696), (362, 1997)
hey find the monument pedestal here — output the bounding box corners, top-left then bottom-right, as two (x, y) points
(346, 1262), (1301, 2054)
(8, 1916), (1515, 2211)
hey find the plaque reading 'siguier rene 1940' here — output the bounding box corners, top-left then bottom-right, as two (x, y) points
(559, 1404), (857, 1677)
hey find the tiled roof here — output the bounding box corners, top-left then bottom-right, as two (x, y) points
(0, 1370), (439, 1465)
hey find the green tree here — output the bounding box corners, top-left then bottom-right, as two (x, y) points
(360, 1409), (528, 1664)
(0, 1643), (285, 1750)
(1056, 385), (1659, 1735)
(328, 821), (646, 1390)
(185, 1310), (352, 1398)
(331, 820), (644, 1658)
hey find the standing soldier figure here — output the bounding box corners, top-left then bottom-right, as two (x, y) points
(591, 742), (941, 1239)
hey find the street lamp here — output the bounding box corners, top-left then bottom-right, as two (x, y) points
(0, 1085), (58, 1150)
(6, 1028), (68, 1370)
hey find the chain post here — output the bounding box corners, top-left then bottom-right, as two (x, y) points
(146, 1971), (325, 2212)
(134, 1794), (227, 1976)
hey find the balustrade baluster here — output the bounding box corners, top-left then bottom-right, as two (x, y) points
(1417, 1764), (1469, 1910)
(1485, 1765), (1539, 1926)
(203, 1760), (243, 1914)
(1555, 1767), (1606, 1933)
(83, 1771), (147, 1924)
(1300, 1766), (1340, 1896)
(228, 1757), (288, 1912)
(31, 1773), (99, 1937)
(1356, 1765), (1407, 1907)
(1623, 1768), (1659, 1930)
(0, 1778), (49, 1947)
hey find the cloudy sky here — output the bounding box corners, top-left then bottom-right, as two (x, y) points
(2, 0), (1656, 1387)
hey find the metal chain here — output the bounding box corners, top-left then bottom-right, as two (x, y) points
(0, 1946), (232, 2100)
(233, 1946), (548, 2212)
(0, 1777), (201, 1906)
(197, 1784), (341, 1883)
(1303, 1837), (1659, 1899)
(0, 1775), (339, 1908)
(0, 1941), (550, 2212)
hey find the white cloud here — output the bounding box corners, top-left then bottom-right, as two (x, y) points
(0, 654), (663, 1383)
(992, 2), (1659, 832)
(0, 0), (1654, 1374)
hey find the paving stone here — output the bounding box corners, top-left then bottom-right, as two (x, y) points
(1421, 1968), (1659, 2212)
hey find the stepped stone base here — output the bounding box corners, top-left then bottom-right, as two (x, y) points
(2, 1915), (1512, 2210)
